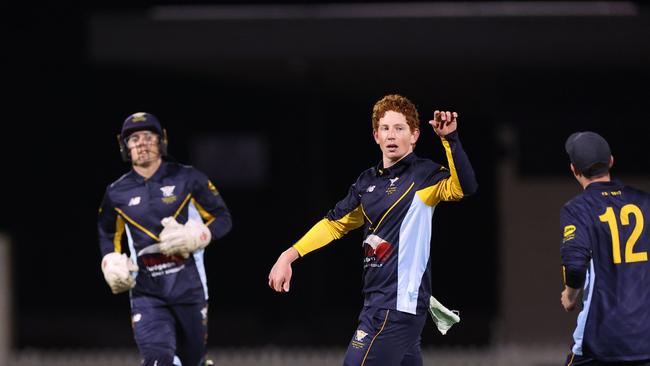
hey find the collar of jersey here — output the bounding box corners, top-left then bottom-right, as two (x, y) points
(129, 161), (169, 183)
(584, 179), (623, 191)
(374, 152), (416, 178)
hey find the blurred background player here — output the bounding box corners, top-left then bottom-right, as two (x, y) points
(97, 112), (232, 366)
(560, 131), (650, 366)
(268, 94), (478, 366)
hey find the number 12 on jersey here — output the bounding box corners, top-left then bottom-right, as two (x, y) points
(599, 204), (648, 264)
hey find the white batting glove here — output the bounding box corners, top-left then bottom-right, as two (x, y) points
(101, 252), (138, 294)
(159, 217), (212, 258)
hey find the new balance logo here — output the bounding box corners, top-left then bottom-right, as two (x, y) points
(128, 196), (141, 206)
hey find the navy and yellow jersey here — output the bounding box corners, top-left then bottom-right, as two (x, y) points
(98, 161), (232, 304)
(560, 180), (650, 361)
(293, 131), (477, 315)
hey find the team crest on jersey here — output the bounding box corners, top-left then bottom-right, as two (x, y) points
(563, 225), (576, 243)
(160, 185), (177, 204)
(128, 196), (141, 206)
(386, 177), (399, 195)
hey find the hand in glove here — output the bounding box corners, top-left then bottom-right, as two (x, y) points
(101, 252), (138, 294)
(159, 216), (212, 258)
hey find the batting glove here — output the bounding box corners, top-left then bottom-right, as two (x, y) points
(101, 252), (138, 294)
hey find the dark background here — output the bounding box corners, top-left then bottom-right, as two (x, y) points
(4, 0), (649, 351)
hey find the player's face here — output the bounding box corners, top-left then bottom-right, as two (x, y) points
(373, 111), (419, 167)
(126, 130), (161, 167)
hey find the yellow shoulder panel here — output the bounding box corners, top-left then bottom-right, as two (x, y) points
(293, 206), (364, 256)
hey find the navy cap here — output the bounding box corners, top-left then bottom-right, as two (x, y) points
(565, 131), (611, 176)
(121, 112), (163, 140)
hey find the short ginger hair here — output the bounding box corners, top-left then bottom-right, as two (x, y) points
(372, 94), (420, 131)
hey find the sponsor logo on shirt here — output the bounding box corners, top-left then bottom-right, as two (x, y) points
(563, 225), (576, 243)
(140, 254), (185, 277)
(366, 185), (376, 193)
(363, 234), (394, 268)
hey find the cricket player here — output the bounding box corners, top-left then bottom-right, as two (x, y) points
(561, 131), (650, 365)
(98, 112), (232, 366)
(268, 94), (478, 366)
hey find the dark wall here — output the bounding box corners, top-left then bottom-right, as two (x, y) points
(5, 1), (649, 350)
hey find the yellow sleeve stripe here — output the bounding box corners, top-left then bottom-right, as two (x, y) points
(174, 193), (193, 218)
(441, 137), (464, 198)
(113, 215), (125, 253)
(329, 205), (365, 234)
(114, 208), (160, 241)
(562, 266), (567, 285)
(191, 198), (216, 226)
(373, 182), (414, 233)
(416, 178), (463, 205)
(415, 137), (464, 205)
(415, 176), (463, 205)
(416, 185), (440, 206)
(293, 206), (365, 257)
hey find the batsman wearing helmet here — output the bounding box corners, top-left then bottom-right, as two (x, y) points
(97, 112), (232, 366)
(268, 94), (478, 366)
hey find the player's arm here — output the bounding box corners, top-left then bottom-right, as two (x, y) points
(559, 205), (590, 311)
(561, 286), (582, 312)
(97, 191), (138, 294)
(98, 191), (123, 257)
(159, 170), (232, 257)
(268, 246), (300, 293)
(187, 169), (232, 240)
(292, 205), (365, 257)
(268, 181), (365, 293)
(418, 111), (478, 205)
